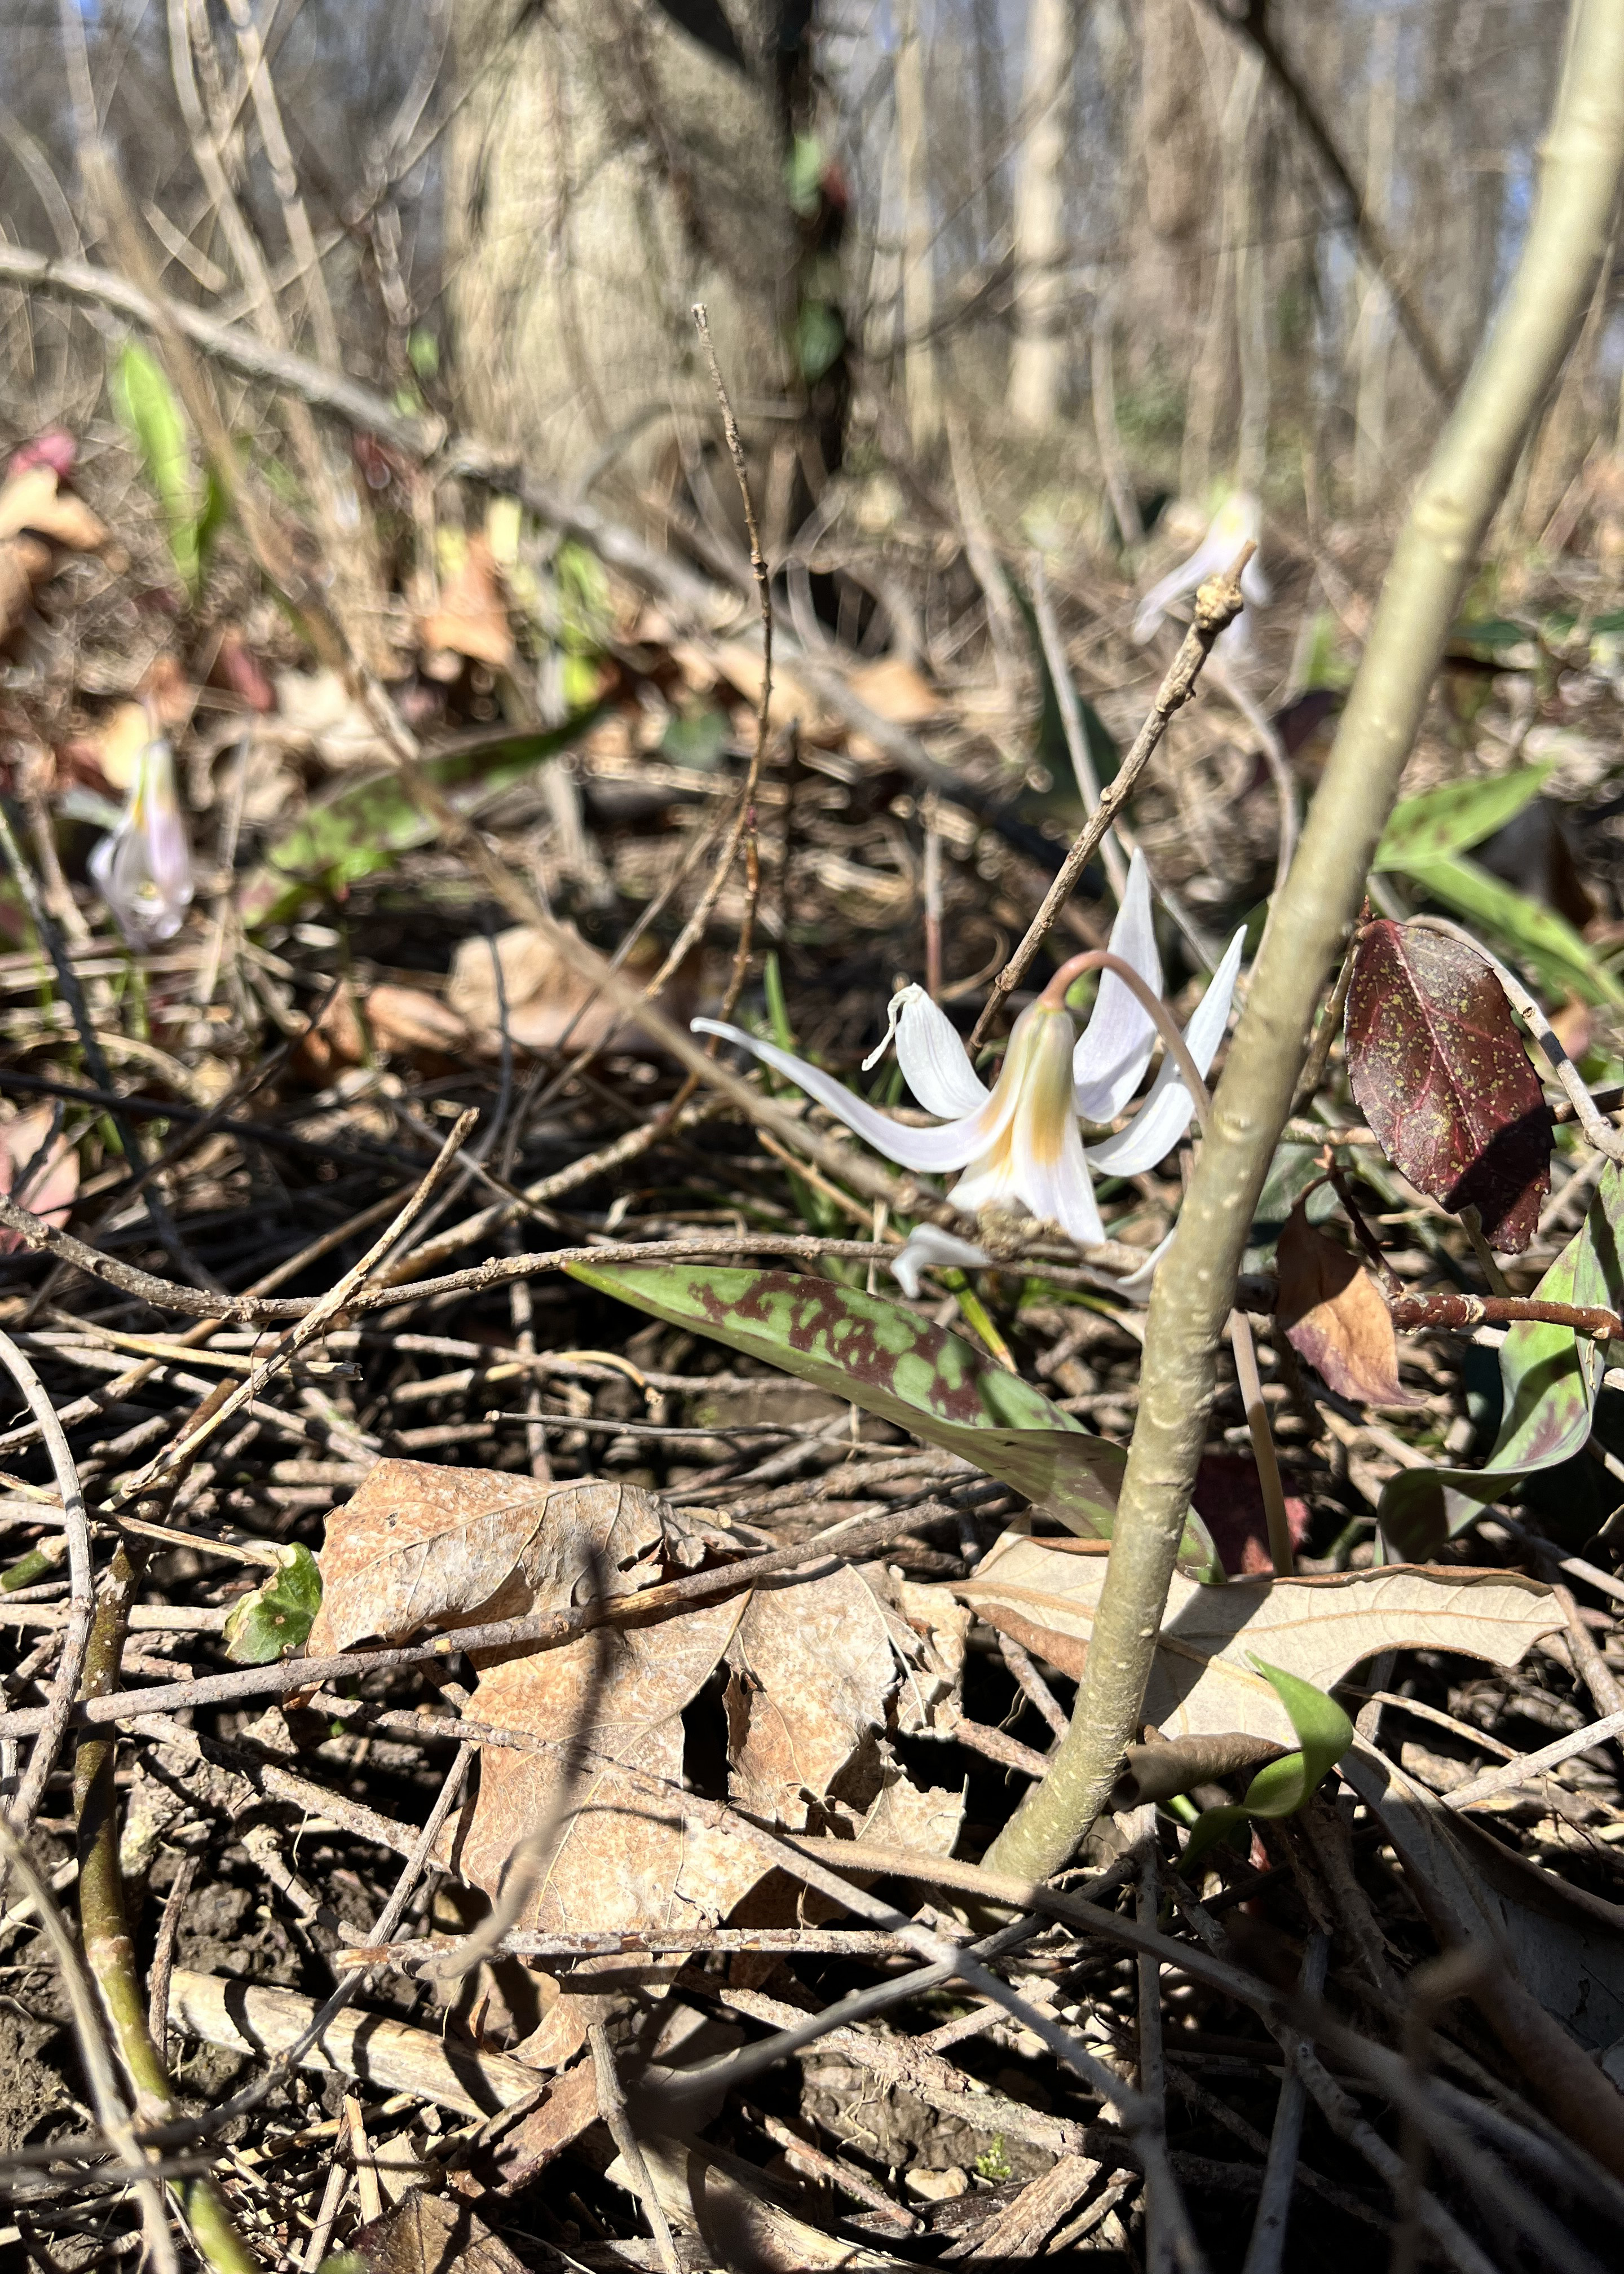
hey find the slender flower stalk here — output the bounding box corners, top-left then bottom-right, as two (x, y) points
(695, 851), (1244, 1270)
(90, 731), (193, 949)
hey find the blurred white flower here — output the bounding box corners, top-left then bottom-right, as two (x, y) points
(1132, 491), (1270, 662)
(695, 850), (1243, 1258)
(90, 734), (193, 949)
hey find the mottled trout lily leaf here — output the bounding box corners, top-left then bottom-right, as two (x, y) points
(1379, 1162), (1624, 1558)
(567, 1263), (1221, 1579)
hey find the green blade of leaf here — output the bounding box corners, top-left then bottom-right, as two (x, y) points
(1238, 1659), (1354, 1817)
(1372, 765), (1552, 870)
(568, 1262), (1221, 1577)
(1177, 1660), (1352, 1870)
(111, 341), (200, 593)
(1379, 1161), (1624, 1557)
(237, 716), (598, 928)
(222, 1544), (323, 1664)
(1386, 849), (1623, 1006)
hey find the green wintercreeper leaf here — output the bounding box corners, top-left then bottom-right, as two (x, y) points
(1379, 1162), (1624, 1558)
(222, 1544), (323, 1665)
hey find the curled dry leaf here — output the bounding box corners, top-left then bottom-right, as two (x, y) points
(0, 463), (107, 551)
(0, 463), (107, 640)
(955, 1535), (1560, 1749)
(446, 924), (682, 1057)
(1275, 1200), (1420, 1406)
(0, 1107), (78, 1252)
(419, 533), (517, 675)
(307, 1461), (666, 1656)
(1344, 917), (1552, 1251)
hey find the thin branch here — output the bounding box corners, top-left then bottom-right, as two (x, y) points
(970, 544), (1254, 1049)
(1201, 0), (1456, 398)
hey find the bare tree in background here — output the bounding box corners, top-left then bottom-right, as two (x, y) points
(1007, 0), (1076, 430)
(445, 0), (805, 490)
(892, 0), (940, 446)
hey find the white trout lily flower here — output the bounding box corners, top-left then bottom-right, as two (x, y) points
(90, 733), (193, 950)
(1132, 491), (1270, 663)
(695, 850), (1244, 1260)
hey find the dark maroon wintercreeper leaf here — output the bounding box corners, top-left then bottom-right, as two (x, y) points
(1344, 918), (1552, 1251)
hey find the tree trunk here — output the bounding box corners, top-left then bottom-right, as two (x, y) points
(1351, 10), (1397, 513)
(445, 0), (801, 492)
(1128, 0), (1215, 409)
(894, 0), (940, 447)
(1008, 0), (1076, 431)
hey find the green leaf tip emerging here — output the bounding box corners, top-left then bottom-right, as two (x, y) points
(1177, 1659), (1353, 1872)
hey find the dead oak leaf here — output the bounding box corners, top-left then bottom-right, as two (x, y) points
(418, 534), (517, 674)
(1276, 1201), (1420, 1407)
(724, 1564), (898, 1825)
(956, 1535), (1560, 1749)
(308, 1463), (667, 1656)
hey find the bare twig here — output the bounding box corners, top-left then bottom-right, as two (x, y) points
(590, 2021), (681, 2274)
(970, 543), (1254, 1048)
(0, 1329), (94, 1845)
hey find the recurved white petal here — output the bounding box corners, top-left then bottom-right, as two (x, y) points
(888, 1225), (992, 1299)
(1085, 926), (1245, 1178)
(892, 987), (990, 1118)
(1072, 849), (1162, 1122)
(693, 1018), (992, 1173)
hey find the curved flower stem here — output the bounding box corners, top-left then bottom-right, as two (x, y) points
(1045, 951), (1293, 1574)
(1040, 949), (1212, 1109)
(982, 1), (1624, 1883)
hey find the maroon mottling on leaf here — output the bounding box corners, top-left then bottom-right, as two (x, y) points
(1193, 1456), (1310, 1577)
(1344, 918), (1552, 1251)
(1276, 1201), (1422, 1407)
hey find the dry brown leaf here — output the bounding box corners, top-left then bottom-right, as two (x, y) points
(1276, 1202), (1419, 1406)
(419, 535), (517, 673)
(445, 924), (678, 1056)
(0, 464), (107, 550)
(274, 667), (392, 769)
(957, 1535), (1560, 1749)
(0, 535), (48, 640)
(0, 1107), (79, 1253)
(85, 701), (153, 792)
(850, 1754), (965, 1857)
(365, 984), (473, 1060)
(352, 2189), (531, 2274)
(725, 1565), (897, 1823)
(308, 1464), (665, 1656)
(848, 654), (945, 725)
(888, 1575), (973, 1734)
(458, 1595), (749, 2070)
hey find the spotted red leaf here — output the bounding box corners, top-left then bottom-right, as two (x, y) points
(1344, 919), (1552, 1251)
